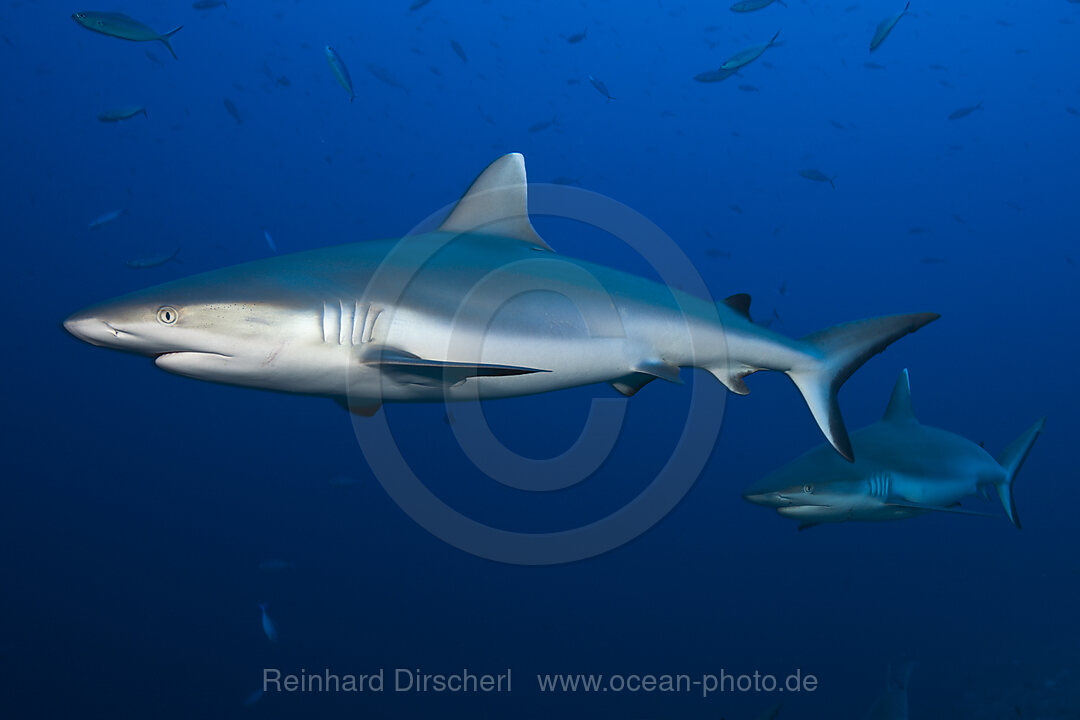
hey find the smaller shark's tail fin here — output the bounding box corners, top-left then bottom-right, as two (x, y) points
(994, 417), (1046, 529)
(786, 313), (939, 461)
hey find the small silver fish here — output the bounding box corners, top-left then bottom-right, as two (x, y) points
(325, 45), (355, 102)
(798, 169), (836, 188)
(88, 208), (124, 229)
(223, 98), (242, 124)
(367, 63), (408, 91)
(730, 0), (787, 11)
(694, 67), (739, 83)
(720, 31), (780, 71)
(97, 105), (147, 122)
(259, 604), (278, 642)
(263, 229), (278, 253)
(72, 11), (182, 60)
(449, 39), (468, 63)
(125, 247), (181, 269)
(587, 74), (615, 99)
(947, 102), (982, 120)
(870, 2), (910, 53)
(528, 114), (557, 133)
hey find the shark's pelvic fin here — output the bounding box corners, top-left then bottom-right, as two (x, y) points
(437, 153), (553, 251)
(786, 312), (940, 462)
(882, 368), (918, 423)
(994, 416), (1047, 529)
(364, 347), (549, 387)
(633, 360), (683, 385)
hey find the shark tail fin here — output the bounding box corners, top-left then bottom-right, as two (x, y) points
(160, 25), (182, 60)
(994, 417), (1046, 529)
(786, 312), (939, 461)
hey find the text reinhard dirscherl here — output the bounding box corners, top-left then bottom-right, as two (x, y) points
(261, 668), (819, 698)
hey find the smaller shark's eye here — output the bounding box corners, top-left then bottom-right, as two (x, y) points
(157, 306), (179, 325)
(802, 483), (813, 494)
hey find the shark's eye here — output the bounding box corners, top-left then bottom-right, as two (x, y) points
(157, 306), (179, 325)
(802, 483), (813, 494)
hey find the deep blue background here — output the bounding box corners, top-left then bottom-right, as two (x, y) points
(1, 0), (1078, 717)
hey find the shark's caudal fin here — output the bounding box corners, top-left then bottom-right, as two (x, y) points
(786, 313), (939, 461)
(994, 417), (1046, 529)
(159, 26), (182, 60)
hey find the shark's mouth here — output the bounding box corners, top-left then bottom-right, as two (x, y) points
(154, 351), (236, 380)
(154, 351), (233, 361)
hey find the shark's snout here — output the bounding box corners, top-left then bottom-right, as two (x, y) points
(64, 311), (118, 347)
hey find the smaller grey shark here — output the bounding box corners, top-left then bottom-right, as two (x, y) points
(743, 369), (1045, 530)
(867, 663), (915, 720)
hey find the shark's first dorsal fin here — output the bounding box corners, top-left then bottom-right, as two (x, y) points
(883, 368), (918, 423)
(437, 153), (553, 251)
(722, 293), (752, 320)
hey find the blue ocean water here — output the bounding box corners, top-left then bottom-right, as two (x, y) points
(2, 0), (1078, 717)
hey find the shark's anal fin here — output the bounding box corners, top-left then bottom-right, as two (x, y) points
(437, 153), (553, 251)
(366, 347), (549, 387)
(610, 373), (657, 397)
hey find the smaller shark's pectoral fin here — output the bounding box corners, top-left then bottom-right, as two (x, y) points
(335, 397), (382, 416)
(885, 498), (998, 519)
(365, 347), (549, 387)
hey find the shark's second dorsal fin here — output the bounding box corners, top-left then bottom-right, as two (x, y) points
(883, 368), (918, 423)
(437, 153), (553, 251)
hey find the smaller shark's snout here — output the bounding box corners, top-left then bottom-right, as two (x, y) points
(742, 490), (790, 509)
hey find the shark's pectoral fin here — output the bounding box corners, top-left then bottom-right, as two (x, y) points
(335, 397), (382, 416)
(365, 347), (549, 387)
(885, 498), (998, 519)
(797, 522), (819, 531)
(437, 153), (553, 251)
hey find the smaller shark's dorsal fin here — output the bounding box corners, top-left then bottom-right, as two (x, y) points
(722, 293), (752, 320)
(437, 153), (553, 251)
(883, 368), (918, 423)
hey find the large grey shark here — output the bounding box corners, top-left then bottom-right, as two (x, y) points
(63, 153), (937, 460)
(744, 369), (1045, 527)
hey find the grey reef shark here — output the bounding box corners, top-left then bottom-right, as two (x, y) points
(64, 154), (938, 460)
(744, 369), (1045, 529)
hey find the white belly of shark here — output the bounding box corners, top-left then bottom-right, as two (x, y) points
(63, 153), (938, 461)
